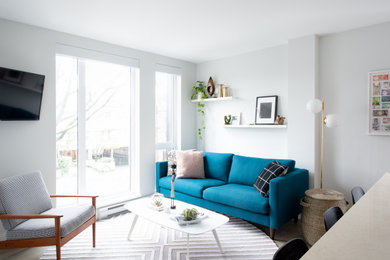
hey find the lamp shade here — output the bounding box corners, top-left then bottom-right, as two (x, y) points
(306, 99), (322, 113)
(325, 114), (339, 128)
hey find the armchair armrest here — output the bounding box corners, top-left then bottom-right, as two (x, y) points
(50, 195), (98, 198)
(269, 168), (309, 229)
(50, 195), (98, 210)
(156, 161), (168, 193)
(0, 214), (63, 219)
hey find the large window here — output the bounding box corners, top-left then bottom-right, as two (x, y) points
(56, 46), (138, 204)
(155, 69), (181, 161)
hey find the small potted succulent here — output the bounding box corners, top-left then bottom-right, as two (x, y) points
(182, 208), (199, 221)
(151, 193), (163, 208)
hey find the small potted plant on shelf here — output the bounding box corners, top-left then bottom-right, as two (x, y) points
(191, 81), (207, 100)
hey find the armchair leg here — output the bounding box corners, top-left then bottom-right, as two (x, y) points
(92, 222), (96, 248)
(56, 243), (61, 260)
(270, 228), (275, 240)
(55, 217), (61, 260)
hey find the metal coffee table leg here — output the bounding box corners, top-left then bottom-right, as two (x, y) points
(127, 214), (139, 240)
(212, 229), (224, 253)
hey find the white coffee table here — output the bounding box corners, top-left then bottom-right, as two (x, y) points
(124, 196), (229, 259)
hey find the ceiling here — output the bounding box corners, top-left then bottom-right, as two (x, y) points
(1, 0), (390, 63)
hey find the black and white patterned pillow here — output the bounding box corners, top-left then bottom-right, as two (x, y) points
(253, 161), (288, 197)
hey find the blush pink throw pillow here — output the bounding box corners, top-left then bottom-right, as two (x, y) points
(176, 150), (205, 179)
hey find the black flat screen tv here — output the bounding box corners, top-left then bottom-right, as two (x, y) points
(0, 67), (45, 120)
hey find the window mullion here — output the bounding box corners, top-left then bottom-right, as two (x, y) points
(77, 59), (87, 194)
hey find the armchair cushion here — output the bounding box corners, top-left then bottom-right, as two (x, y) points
(6, 204), (95, 240)
(0, 171), (52, 230)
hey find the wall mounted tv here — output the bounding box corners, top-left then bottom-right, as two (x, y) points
(0, 67), (45, 121)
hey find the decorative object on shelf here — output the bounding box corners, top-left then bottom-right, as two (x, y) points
(274, 115), (286, 125)
(255, 95), (278, 124)
(170, 164), (177, 209)
(182, 208), (199, 221)
(224, 115), (232, 125)
(222, 86), (229, 97)
(191, 81), (207, 140)
(218, 84), (223, 98)
(306, 98), (338, 189)
(368, 70), (390, 135)
(231, 113), (241, 125)
(207, 77), (215, 97)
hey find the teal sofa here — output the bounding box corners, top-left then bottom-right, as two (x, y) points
(156, 152), (308, 239)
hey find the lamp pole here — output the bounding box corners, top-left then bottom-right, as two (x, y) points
(321, 99), (325, 189)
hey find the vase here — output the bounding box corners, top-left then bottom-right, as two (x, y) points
(218, 84), (223, 98)
(223, 87), (228, 97)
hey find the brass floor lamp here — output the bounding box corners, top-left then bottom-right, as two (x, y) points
(306, 98), (338, 188)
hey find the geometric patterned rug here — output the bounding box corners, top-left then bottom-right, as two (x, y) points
(40, 213), (278, 260)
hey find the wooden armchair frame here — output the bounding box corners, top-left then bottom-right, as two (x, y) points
(0, 195), (97, 260)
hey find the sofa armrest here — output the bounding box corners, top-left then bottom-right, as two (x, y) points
(156, 161), (168, 193)
(269, 168), (309, 229)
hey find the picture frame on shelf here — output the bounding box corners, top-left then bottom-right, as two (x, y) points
(255, 95), (278, 125)
(368, 69), (390, 135)
(231, 113), (241, 125)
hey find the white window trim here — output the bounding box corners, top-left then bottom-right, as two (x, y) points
(156, 63), (181, 76)
(56, 43), (139, 68)
(155, 68), (181, 152)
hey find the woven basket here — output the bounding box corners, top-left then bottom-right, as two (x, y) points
(300, 188), (349, 246)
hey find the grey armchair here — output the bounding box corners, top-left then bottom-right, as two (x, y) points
(0, 171), (97, 260)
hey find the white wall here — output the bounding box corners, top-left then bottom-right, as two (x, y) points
(319, 22), (390, 201)
(0, 19), (197, 197)
(196, 45), (289, 158)
(288, 35), (320, 189)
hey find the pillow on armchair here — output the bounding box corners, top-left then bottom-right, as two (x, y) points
(176, 150), (205, 179)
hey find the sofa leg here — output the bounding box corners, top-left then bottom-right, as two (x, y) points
(270, 228), (275, 240)
(294, 216), (298, 223)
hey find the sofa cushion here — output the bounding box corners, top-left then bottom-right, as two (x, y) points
(0, 171), (52, 230)
(159, 176), (225, 198)
(228, 155), (295, 186)
(6, 204), (95, 240)
(176, 150), (205, 179)
(203, 184), (269, 214)
(253, 161), (288, 197)
(203, 152), (233, 182)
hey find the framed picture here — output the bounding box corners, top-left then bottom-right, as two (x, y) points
(255, 95), (278, 125)
(369, 70), (390, 135)
(231, 113), (241, 125)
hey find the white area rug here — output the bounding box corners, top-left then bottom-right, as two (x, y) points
(40, 213), (278, 260)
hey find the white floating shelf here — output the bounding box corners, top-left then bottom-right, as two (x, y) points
(191, 96), (233, 103)
(224, 124), (287, 129)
